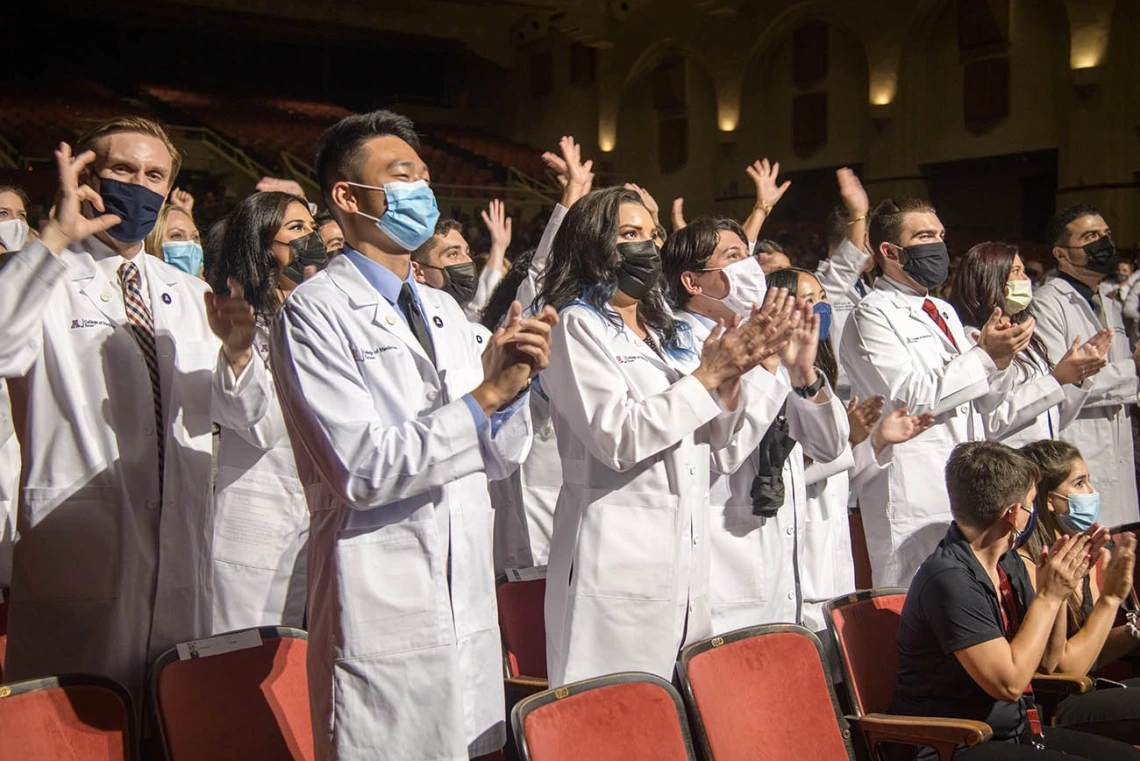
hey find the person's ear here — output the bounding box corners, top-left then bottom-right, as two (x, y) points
(411, 261), (428, 285)
(331, 182), (358, 217)
(680, 270), (703, 297)
(880, 241), (901, 263)
(1052, 245), (1070, 266)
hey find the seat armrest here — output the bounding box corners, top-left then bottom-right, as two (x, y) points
(1031, 673), (1093, 695)
(850, 713), (992, 761)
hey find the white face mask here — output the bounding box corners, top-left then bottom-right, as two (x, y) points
(0, 218), (29, 253)
(702, 256), (768, 318)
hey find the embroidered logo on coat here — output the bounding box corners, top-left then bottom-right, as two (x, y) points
(70, 318), (115, 330)
(351, 345), (398, 362)
(615, 354), (644, 364)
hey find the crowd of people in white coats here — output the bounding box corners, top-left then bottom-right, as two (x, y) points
(1, 109), (1140, 760)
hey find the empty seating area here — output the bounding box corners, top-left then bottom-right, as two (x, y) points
(427, 126), (549, 180)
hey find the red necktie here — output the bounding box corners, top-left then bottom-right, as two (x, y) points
(922, 299), (958, 349)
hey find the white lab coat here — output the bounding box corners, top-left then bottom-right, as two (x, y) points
(1120, 271), (1140, 345)
(464, 266), (504, 322)
(542, 305), (764, 687)
(838, 277), (1006, 586)
(962, 333), (1092, 450)
(0, 380), (18, 588)
(1029, 277), (1140, 528)
(675, 311), (850, 634)
(815, 239), (872, 400)
(0, 238), (239, 702)
(270, 254), (531, 761)
(491, 379), (562, 571)
(211, 327), (308, 632)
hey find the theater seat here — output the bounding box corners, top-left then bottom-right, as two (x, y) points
(0, 675), (134, 760)
(0, 589), (8, 681)
(824, 590), (993, 760)
(511, 672), (697, 761)
(151, 626), (313, 761)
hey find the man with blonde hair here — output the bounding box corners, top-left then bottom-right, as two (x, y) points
(0, 116), (262, 705)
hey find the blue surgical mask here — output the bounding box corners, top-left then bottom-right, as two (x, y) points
(348, 180), (439, 251)
(162, 241), (204, 276)
(1052, 491), (1100, 534)
(98, 177), (165, 243)
(1016, 504), (1037, 548)
(813, 302), (833, 342)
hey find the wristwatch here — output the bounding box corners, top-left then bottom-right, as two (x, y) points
(793, 374), (825, 398)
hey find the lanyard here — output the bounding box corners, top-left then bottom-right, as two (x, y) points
(996, 567), (1045, 739)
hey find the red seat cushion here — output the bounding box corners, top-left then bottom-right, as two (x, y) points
(156, 635), (313, 761)
(523, 682), (690, 761)
(0, 681), (130, 760)
(686, 632), (850, 761)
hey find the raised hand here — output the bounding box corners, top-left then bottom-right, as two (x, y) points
(204, 277), (257, 375)
(1099, 532), (1137, 604)
(481, 199), (513, 253)
(836, 168), (869, 218)
(976, 308), (1035, 370)
(40, 143), (122, 255)
(671, 198), (687, 231)
(624, 183), (661, 228)
(1036, 532), (1094, 602)
(1052, 335), (1108, 386)
(171, 187), (196, 213)
(847, 395), (885, 446)
(541, 136), (594, 209)
(256, 176), (306, 199)
(779, 301), (821, 387)
(746, 158), (791, 214)
(871, 407), (936, 455)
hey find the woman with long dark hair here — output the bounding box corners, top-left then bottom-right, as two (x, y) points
(537, 186), (798, 686)
(1018, 440), (1140, 745)
(207, 191), (325, 631)
(949, 242), (1110, 447)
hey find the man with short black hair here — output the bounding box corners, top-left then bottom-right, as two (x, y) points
(1029, 205), (1139, 529)
(411, 218), (478, 310)
(273, 109), (554, 761)
(838, 197), (1032, 585)
(889, 441), (1139, 760)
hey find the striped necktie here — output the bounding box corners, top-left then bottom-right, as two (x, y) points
(119, 261), (165, 486)
(922, 298), (958, 349)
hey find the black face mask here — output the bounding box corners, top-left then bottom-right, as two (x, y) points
(98, 177), (164, 242)
(427, 261), (478, 307)
(615, 240), (662, 300)
(1079, 235), (1117, 277)
(900, 241), (950, 290)
(281, 232), (328, 285)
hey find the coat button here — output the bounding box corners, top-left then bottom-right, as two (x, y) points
(386, 315), (396, 326)
(426, 389), (438, 401)
(785, 527), (794, 536)
(688, 466), (696, 475)
(101, 292), (111, 302)
(787, 592), (795, 600)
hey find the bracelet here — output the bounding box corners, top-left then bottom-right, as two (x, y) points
(846, 214), (868, 226)
(793, 374), (826, 398)
(756, 201), (774, 215)
(499, 378), (533, 410)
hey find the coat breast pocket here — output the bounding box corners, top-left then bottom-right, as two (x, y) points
(212, 472), (300, 571)
(15, 485), (121, 601)
(334, 520), (448, 659)
(576, 489), (678, 601)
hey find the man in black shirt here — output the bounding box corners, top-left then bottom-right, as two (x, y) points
(889, 441), (1140, 760)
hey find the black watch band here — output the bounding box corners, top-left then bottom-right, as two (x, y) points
(793, 374), (825, 398)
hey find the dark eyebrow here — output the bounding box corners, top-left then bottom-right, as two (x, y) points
(284, 217), (308, 227)
(388, 159), (416, 172)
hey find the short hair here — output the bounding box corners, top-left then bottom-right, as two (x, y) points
(76, 116), (183, 183)
(1045, 204), (1102, 249)
(868, 196), (935, 259)
(660, 216), (747, 309)
(411, 218), (463, 264)
(945, 441), (1040, 530)
(754, 239), (786, 255)
(824, 204), (848, 250)
(313, 209), (336, 229)
(315, 110), (421, 213)
(0, 185), (31, 211)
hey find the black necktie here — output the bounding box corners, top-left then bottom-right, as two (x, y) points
(398, 282), (436, 367)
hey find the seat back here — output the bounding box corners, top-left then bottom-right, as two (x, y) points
(677, 625), (854, 761)
(151, 626), (313, 761)
(512, 672), (696, 761)
(848, 510), (873, 591)
(824, 589), (908, 716)
(0, 675), (134, 760)
(0, 590), (8, 681)
(496, 575), (548, 679)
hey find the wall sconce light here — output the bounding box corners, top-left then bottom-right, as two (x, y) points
(599, 121), (616, 153)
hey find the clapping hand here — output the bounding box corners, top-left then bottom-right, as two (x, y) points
(847, 396), (885, 446)
(205, 277), (257, 376)
(870, 408), (936, 456)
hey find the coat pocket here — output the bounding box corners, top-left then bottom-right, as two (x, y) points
(15, 485), (121, 601)
(334, 520), (448, 659)
(212, 473), (302, 571)
(576, 489), (678, 601)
